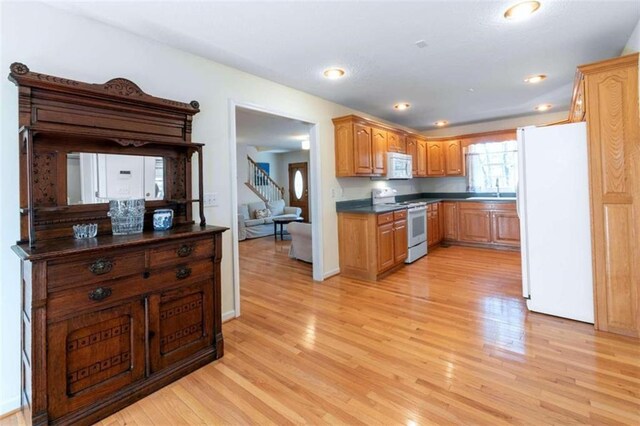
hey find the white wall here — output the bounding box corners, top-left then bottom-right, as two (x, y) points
(0, 2), (382, 414)
(623, 17), (640, 55)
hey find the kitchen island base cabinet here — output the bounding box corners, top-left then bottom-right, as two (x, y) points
(442, 201), (520, 250)
(338, 210), (407, 280)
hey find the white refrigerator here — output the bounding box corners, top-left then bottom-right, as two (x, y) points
(517, 123), (594, 323)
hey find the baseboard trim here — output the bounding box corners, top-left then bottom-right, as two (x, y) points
(323, 268), (340, 279)
(0, 397), (21, 419)
(222, 310), (237, 322)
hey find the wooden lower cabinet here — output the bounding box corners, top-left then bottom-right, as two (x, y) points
(443, 201), (520, 250)
(442, 202), (459, 241)
(426, 203), (443, 247)
(338, 209), (407, 280)
(393, 216), (408, 264)
(377, 222), (395, 272)
(490, 209), (521, 247)
(459, 205), (492, 243)
(14, 228), (226, 425)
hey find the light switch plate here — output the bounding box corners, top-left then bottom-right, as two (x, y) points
(203, 192), (218, 207)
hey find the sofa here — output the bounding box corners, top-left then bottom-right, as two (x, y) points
(288, 222), (312, 263)
(238, 199), (302, 241)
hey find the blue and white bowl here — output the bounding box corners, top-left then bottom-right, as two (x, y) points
(153, 208), (174, 231)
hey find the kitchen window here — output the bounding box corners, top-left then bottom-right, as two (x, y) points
(466, 140), (517, 193)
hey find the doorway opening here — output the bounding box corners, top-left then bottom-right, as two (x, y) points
(228, 103), (323, 319)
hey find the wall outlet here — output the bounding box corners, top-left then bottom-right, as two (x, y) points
(203, 192), (218, 207)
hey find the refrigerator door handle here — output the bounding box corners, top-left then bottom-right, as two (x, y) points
(516, 184), (520, 218)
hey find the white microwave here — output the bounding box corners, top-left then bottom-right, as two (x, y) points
(386, 152), (412, 179)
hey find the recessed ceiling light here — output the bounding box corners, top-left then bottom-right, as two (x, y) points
(534, 104), (552, 112)
(394, 103), (411, 110)
(504, 1), (541, 20)
(323, 67), (345, 79)
(434, 120), (449, 127)
(415, 40), (427, 49)
(301, 139), (310, 150)
(467, 88), (475, 92)
(524, 74), (547, 84)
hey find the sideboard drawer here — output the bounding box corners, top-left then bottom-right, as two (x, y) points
(48, 259), (214, 322)
(149, 238), (214, 268)
(48, 251), (146, 291)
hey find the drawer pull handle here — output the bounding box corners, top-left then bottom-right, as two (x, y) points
(89, 287), (112, 301)
(89, 258), (113, 275)
(176, 245), (193, 257)
(176, 267), (191, 280)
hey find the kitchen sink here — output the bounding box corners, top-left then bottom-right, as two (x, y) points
(466, 196), (516, 201)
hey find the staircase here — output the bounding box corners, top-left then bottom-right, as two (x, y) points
(245, 156), (284, 202)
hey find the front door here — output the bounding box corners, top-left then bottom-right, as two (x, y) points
(288, 162), (309, 222)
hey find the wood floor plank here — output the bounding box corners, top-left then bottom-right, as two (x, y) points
(2, 238), (639, 425)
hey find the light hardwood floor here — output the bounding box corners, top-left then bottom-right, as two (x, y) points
(2, 238), (639, 425)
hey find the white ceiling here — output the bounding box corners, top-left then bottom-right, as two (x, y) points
(236, 107), (311, 152)
(52, 1), (640, 130)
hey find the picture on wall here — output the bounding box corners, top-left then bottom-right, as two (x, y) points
(255, 162), (270, 186)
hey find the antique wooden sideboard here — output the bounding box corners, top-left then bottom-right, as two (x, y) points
(8, 63), (227, 425)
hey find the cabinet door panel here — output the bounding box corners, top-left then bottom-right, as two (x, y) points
(406, 138), (418, 174)
(427, 142), (445, 176)
(377, 223), (395, 272)
(417, 140), (427, 176)
(149, 280), (214, 373)
(371, 127), (387, 175)
(393, 220), (408, 264)
(443, 202), (459, 241)
(354, 124), (373, 174)
(334, 122), (353, 176)
(445, 140), (463, 175)
(47, 302), (145, 420)
(491, 210), (521, 246)
(459, 208), (492, 243)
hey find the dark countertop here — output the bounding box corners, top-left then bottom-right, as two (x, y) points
(336, 193), (516, 214)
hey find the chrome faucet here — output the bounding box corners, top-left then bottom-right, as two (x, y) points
(495, 178), (501, 198)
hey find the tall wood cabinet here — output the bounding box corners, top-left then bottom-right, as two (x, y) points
(8, 64), (227, 425)
(571, 53), (640, 337)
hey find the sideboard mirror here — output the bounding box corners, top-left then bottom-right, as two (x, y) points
(67, 153), (165, 205)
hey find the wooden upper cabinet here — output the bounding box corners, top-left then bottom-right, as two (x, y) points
(387, 131), (406, 153)
(334, 121), (353, 176)
(354, 123), (374, 174)
(444, 139), (463, 175)
(417, 139), (428, 177)
(406, 137), (418, 174)
(371, 127), (387, 175)
(569, 73), (586, 123)
(581, 53), (640, 337)
(427, 141), (445, 176)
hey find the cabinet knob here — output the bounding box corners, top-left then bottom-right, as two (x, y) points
(176, 244), (194, 257)
(176, 266), (192, 280)
(88, 286), (112, 301)
(89, 258), (113, 275)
